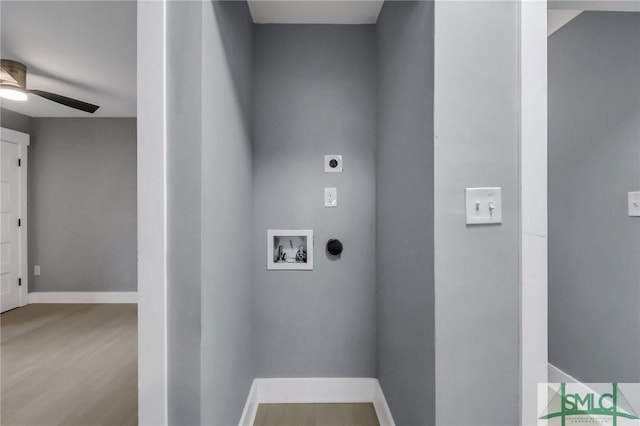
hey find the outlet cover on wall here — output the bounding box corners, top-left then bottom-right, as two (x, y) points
(324, 155), (343, 173)
(34, 265), (41, 276)
(629, 191), (640, 217)
(325, 187), (338, 207)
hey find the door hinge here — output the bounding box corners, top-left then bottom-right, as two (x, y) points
(18, 218), (21, 227)
(18, 158), (21, 167)
(18, 278), (22, 286)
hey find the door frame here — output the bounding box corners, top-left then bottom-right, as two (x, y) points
(0, 126), (30, 309)
(137, 1), (168, 424)
(519, 1), (549, 425)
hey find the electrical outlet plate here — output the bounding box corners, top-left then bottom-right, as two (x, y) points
(465, 187), (502, 225)
(324, 155), (343, 173)
(629, 191), (640, 217)
(325, 187), (337, 207)
(34, 265), (41, 276)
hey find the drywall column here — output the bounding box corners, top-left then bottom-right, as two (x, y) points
(548, 11), (640, 382)
(376, 2), (435, 425)
(137, 0), (167, 423)
(520, 1), (548, 424)
(434, 2), (521, 425)
(200, 2), (254, 424)
(166, 1), (202, 425)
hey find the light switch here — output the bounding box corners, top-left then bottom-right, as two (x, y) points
(325, 187), (338, 207)
(34, 265), (41, 276)
(629, 192), (640, 217)
(465, 187), (502, 225)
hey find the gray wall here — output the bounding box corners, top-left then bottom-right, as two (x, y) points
(549, 11), (640, 382)
(166, 1), (202, 424)
(433, 2), (520, 425)
(28, 118), (137, 292)
(164, 2), (256, 424)
(200, 1), (255, 424)
(253, 25), (377, 377)
(1, 107), (32, 134)
(376, 2), (435, 426)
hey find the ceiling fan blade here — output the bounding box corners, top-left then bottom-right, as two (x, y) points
(29, 89), (99, 113)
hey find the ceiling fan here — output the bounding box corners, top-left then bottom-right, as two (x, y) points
(0, 59), (99, 113)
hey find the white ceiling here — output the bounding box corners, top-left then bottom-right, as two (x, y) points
(248, 0), (384, 24)
(0, 1), (136, 118)
(1, 0), (383, 117)
(548, 1), (640, 12)
(5, 0), (631, 117)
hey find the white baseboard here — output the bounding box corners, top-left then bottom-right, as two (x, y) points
(547, 363), (598, 397)
(548, 363), (572, 383)
(28, 292), (138, 304)
(239, 380), (259, 426)
(238, 378), (395, 426)
(546, 363), (602, 422)
(372, 382), (394, 426)
(548, 363), (585, 385)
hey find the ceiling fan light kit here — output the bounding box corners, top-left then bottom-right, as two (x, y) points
(0, 59), (100, 113)
(0, 59), (28, 101)
(0, 86), (28, 101)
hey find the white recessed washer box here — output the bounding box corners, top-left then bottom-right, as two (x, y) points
(629, 191), (640, 217)
(465, 187), (502, 225)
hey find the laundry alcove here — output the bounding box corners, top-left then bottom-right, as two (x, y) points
(159, 1), (524, 425)
(166, 2), (433, 424)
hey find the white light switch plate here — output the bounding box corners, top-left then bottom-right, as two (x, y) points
(34, 265), (41, 276)
(324, 155), (343, 172)
(325, 187), (337, 207)
(465, 187), (502, 225)
(629, 191), (640, 217)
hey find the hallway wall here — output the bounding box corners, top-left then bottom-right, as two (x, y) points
(548, 11), (640, 382)
(252, 24), (377, 378)
(434, 2), (521, 425)
(200, 1), (255, 425)
(164, 3), (256, 425)
(28, 118), (137, 293)
(166, 1), (203, 424)
(0, 113), (137, 294)
(376, 2), (435, 425)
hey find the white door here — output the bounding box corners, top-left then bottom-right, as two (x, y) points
(0, 134), (26, 313)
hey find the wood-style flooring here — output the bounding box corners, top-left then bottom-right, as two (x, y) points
(254, 403), (380, 426)
(1, 304), (137, 426)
